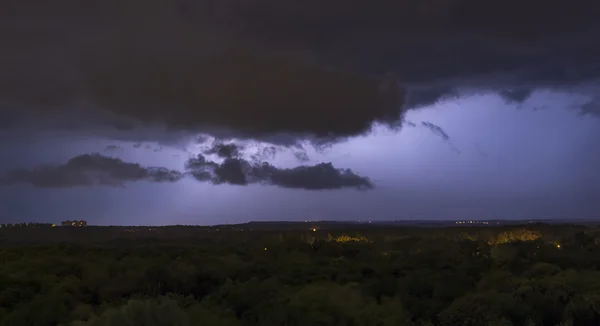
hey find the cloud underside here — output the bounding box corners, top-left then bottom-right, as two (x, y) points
(0, 154), (372, 191)
(190, 142), (372, 189)
(0, 154), (183, 188)
(1, 0), (600, 143)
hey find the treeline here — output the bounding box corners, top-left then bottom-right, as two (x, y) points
(0, 222), (54, 229)
(2, 225), (600, 325)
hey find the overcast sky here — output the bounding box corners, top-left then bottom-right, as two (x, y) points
(1, 1), (600, 225)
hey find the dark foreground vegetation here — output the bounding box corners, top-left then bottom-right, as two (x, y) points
(2, 223), (600, 326)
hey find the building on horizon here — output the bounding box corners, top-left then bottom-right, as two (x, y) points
(61, 220), (87, 227)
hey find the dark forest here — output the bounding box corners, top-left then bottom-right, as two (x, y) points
(1, 223), (598, 326)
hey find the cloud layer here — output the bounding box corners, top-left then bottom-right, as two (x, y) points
(185, 154), (372, 190)
(3, 0), (599, 143)
(0, 153), (372, 191)
(203, 142), (242, 159)
(0, 154), (183, 188)
(187, 142), (372, 190)
(1, 0), (403, 141)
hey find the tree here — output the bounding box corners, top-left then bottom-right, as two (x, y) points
(73, 298), (189, 326)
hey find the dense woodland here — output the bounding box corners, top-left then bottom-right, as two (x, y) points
(2, 223), (600, 326)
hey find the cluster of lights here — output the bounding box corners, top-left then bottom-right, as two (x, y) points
(455, 221), (489, 225)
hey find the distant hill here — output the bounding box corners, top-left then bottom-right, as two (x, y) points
(215, 218), (600, 230)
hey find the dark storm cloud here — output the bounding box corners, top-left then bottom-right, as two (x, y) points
(102, 117), (137, 131)
(249, 145), (278, 162)
(229, 0), (600, 107)
(185, 154), (372, 190)
(203, 141), (289, 163)
(404, 87), (460, 109)
(0, 0), (404, 141)
(0, 154), (183, 188)
(3, 0), (600, 143)
(83, 51), (402, 140)
(499, 89), (534, 105)
(203, 142), (242, 159)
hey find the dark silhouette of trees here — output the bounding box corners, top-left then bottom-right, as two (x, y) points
(0, 224), (600, 325)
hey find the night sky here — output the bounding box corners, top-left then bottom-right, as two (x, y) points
(1, 1), (600, 225)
